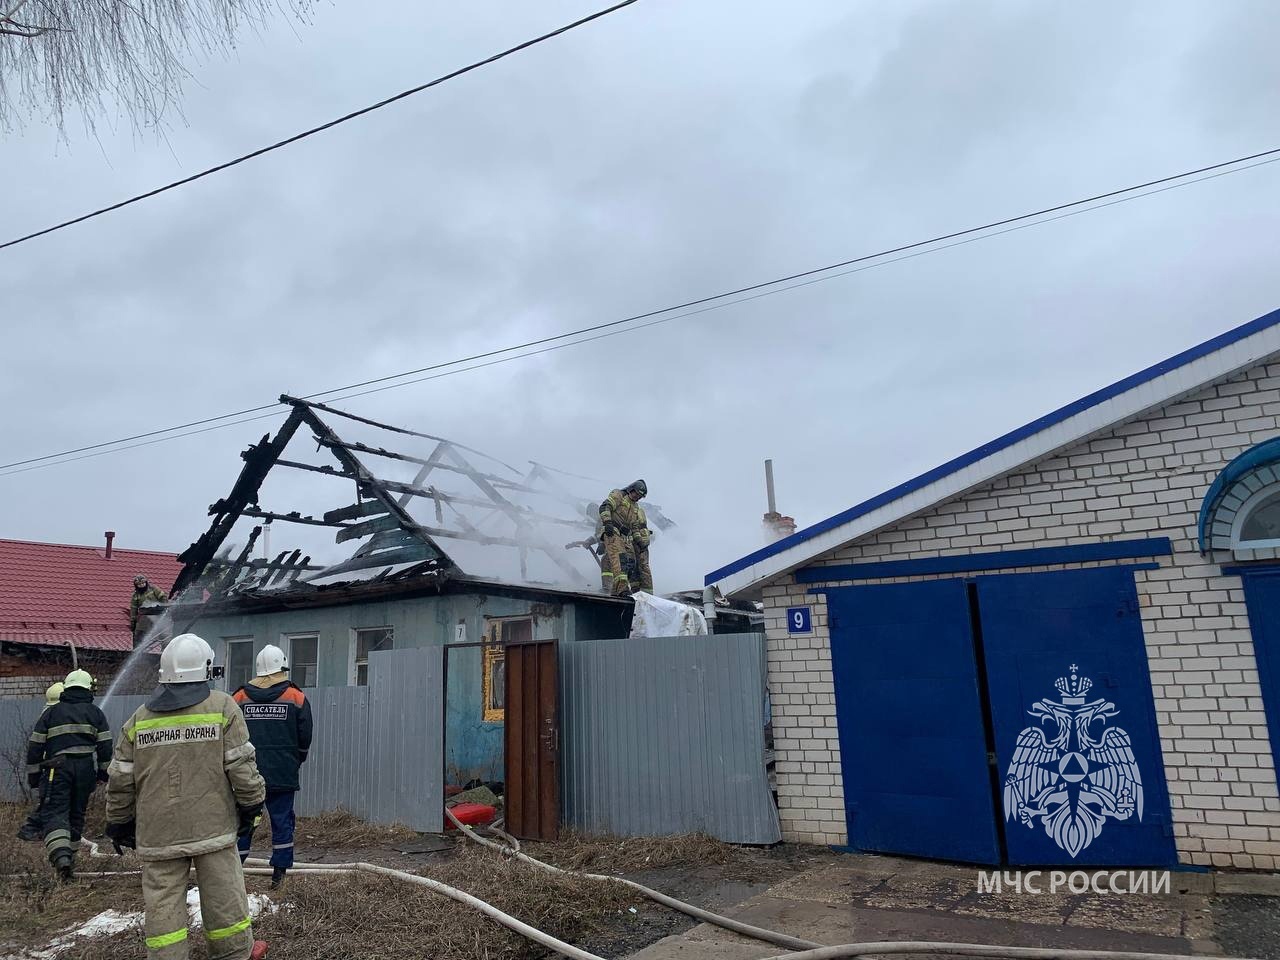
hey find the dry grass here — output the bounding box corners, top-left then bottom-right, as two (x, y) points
(529, 830), (737, 873)
(0, 802), (145, 948)
(64, 845), (665, 960)
(2, 806), (765, 960)
(293, 808), (422, 849)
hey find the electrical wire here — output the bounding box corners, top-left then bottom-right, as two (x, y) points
(2, 145), (1279, 478)
(0, 0), (640, 254)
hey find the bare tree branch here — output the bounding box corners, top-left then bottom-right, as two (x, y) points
(0, 1), (318, 134)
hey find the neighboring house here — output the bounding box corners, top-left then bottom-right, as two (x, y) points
(708, 307), (1280, 871)
(0, 535), (181, 697)
(167, 397), (661, 785)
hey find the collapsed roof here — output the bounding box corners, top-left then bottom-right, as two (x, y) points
(172, 397), (674, 602)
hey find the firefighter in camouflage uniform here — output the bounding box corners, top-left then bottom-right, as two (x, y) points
(598, 479), (653, 596)
(129, 575), (168, 644)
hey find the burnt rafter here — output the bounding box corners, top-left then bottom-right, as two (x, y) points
(172, 406), (306, 595)
(286, 399), (452, 571)
(173, 394), (671, 601)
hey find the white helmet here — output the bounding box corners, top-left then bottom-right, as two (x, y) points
(159, 633), (215, 684)
(255, 644), (288, 677)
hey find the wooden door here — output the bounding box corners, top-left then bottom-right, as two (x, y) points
(504, 639), (560, 840)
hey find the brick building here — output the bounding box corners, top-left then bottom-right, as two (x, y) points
(0, 536), (180, 697)
(708, 307), (1280, 870)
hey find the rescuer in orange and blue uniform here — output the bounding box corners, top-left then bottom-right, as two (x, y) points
(233, 644), (312, 888)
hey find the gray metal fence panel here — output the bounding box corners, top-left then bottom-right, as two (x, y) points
(367, 648), (443, 832)
(296, 685), (371, 820)
(560, 632), (781, 845)
(3, 654), (442, 833)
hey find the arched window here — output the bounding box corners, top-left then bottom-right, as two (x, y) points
(1199, 437), (1280, 560)
(1233, 487), (1280, 549)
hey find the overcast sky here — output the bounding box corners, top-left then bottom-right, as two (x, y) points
(3, 0), (1280, 593)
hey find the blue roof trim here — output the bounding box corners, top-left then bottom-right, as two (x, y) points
(795, 537), (1171, 583)
(1196, 436), (1280, 552)
(706, 306), (1280, 587)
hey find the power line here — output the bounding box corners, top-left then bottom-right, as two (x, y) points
(3, 145), (1279, 477)
(0, 0), (640, 253)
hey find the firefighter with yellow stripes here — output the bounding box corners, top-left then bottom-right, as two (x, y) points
(16, 681), (65, 842)
(106, 633), (268, 960)
(25, 670), (112, 880)
(598, 479), (652, 597)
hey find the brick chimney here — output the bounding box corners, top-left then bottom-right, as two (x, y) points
(104, 531), (115, 559)
(762, 460), (798, 542)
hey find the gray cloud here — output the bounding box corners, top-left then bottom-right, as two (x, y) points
(3, 0), (1280, 592)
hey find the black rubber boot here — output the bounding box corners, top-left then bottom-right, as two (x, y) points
(16, 821), (40, 842)
(52, 853), (74, 883)
(270, 866), (286, 889)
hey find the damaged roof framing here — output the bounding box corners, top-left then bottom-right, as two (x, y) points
(173, 397), (672, 602)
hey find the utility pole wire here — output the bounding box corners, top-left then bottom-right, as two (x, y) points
(0, 0), (640, 252)
(2, 144), (1278, 478)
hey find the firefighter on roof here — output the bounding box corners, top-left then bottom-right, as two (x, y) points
(598, 479), (653, 596)
(106, 633), (268, 960)
(129, 575), (168, 644)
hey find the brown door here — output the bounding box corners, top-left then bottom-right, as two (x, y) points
(504, 639), (560, 840)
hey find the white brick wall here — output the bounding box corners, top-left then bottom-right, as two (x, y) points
(763, 361), (1280, 867)
(0, 675), (63, 699)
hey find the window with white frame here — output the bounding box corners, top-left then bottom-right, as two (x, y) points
(352, 627), (394, 686)
(284, 633), (319, 688)
(224, 638), (254, 692)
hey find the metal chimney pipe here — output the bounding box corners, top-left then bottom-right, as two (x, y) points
(104, 531), (115, 560)
(764, 460), (777, 514)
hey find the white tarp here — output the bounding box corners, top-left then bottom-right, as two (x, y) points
(628, 592), (708, 638)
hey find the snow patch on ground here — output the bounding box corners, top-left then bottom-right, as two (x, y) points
(14, 910), (143, 959)
(12, 886), (277, 959)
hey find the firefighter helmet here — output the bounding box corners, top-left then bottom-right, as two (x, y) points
(159, 633), (216, 684)
(255, 644), (288, 677)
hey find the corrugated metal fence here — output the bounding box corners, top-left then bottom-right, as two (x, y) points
(298, 647), (443, 831)
(3, 640), (773, 842)
(1, 649), (443, 831)
(560, 631), (781, 844)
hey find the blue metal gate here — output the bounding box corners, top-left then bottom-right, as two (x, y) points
(828, 580), (1001, 863)
(977, 568), (1176, 866)
(1238, 570), (1280, 794)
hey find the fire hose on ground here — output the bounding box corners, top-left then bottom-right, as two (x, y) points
(23, 832), (1264, 960)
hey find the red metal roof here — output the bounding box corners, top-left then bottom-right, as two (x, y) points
(0, 539), (182, 653)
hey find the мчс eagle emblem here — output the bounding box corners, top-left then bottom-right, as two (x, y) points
(1002, 665), (1143, 858)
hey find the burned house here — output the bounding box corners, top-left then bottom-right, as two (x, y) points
(166, 396), (675, 784)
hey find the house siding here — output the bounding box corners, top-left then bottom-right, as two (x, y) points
(187, 592), (611, 787)
(764, 360), (1280, 868)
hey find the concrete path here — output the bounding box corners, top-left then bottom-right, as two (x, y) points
(630, 854), (1226, 960)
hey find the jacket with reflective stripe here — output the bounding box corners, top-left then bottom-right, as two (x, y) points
(106, 689), (266, 861)
(26, 687), (112, 775)
(233, 679), (313, 792)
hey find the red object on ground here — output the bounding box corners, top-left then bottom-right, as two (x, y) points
(445, 803), (496, 828)
(251, 941), (269, 959)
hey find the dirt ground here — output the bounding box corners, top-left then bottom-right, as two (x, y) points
(0, 802), (828, 959)
(7, 801), (1280, 960)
